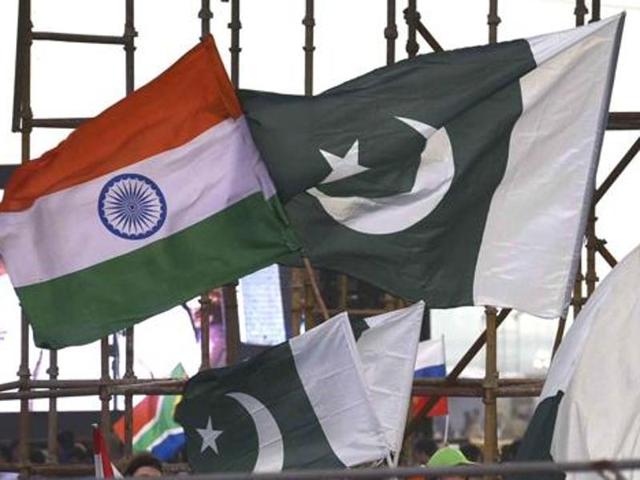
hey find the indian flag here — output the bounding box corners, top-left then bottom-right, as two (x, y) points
(0, 36), (300, 349)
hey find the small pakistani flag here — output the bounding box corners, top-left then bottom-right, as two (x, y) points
(513, 244), (640, 480)
(174, 312), (388, 473)
(240, 14), (624, 319)
(352, 302), (424, 459)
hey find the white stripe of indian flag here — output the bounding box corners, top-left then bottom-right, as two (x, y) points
(0, 117), (275, 288)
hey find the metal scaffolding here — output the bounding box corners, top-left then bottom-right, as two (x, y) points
(0, 0), (639, 476)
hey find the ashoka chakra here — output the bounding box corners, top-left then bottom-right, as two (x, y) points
(98, 173), (167, 240)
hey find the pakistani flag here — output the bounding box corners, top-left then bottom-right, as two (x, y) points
(514, 244), (640, 480)
(351, 302), (424, 459)
(0, 36), (299, 348)
(241, 15), (624, 318)
(174, 312), (388, 473)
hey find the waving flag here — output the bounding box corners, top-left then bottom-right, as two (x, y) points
(241, 15), (624, 318)
(175, 312), (388, 473)
(412, 337), (448, 418)
(114, 364), (187, 461)
(352, 302), (424, 456)
(515, 245), (640, 480)
(0, 36), (299, 349)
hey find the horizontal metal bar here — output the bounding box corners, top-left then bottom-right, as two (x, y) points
(0, 376), (177, 391)
(412, 378), (543, 397)
(0, 462), (191, 475)
(0, 377), (544, 400)
(413, 377), (543, 387)
(608, 112), (640, 130)
(36, 113), (636, 132)
(3, 460), (640, 479)
(31, 117), (90, 129)
(31, 31), (126, 45)
(2, 458), (637, 479)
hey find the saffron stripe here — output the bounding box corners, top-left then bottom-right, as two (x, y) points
(0, 35), (240, 212)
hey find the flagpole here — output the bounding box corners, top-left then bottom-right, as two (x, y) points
(443, 414), (450, 445)
(483, 306), (499, 472)
(302, 256), (330, 321)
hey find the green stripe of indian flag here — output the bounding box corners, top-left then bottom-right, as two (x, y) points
(18, 192), (294, 348)
(0, 116), (275, 288)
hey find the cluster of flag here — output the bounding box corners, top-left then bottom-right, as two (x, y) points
(0, 14), (624, 349)
(0, 7), (631, 476)
(175, 302), (425, 472)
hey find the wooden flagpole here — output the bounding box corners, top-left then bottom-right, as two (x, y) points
(302, 257), (330, 321)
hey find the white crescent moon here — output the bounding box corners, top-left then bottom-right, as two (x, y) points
(226, 392), (284, 472)
(306, 116), (455, 235)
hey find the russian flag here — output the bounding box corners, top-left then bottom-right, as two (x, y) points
(412, 336), (448, 417)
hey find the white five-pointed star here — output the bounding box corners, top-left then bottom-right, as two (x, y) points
(319, 140), (369, 184)
(196, 417), (223, 455)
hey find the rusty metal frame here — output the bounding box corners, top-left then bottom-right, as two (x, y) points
(1, 0), (639, 476)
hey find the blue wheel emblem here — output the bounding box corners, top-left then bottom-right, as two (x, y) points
(98, 173), (167, 240)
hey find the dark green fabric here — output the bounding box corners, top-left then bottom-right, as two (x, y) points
(174, 341), (344, 473)
(240, 39), (537, 307)
(349, 317), (370, 342)
(510, 392), (565, 480)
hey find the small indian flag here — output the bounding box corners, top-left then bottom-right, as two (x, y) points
(0, 36), (300, 349)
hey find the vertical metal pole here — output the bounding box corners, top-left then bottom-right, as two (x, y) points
(123, 2), (136, 457)
(575, 0), (588, 26)
(303, 0), (315, 95)
(12, 0), (26, 132)
(18, 317), (31, 477)
(198, 0), (214, 374)
(123, 328), (135, 457)
(585, 209), (598, 297)
(291, 270), (304, 337)
(483, 306), (499, 469)
(488, 0), (500, 44)
(551, 316), (567, 358)
(385, 0), (397, 65)
(47, 350), (59, 463)
(405, 0), (419, 58)
(572, 256), (584, 317)
(100, 337), (112, 446)
(124, 0), (136, 95)
(18, 1), (33, 475)
(199, 294), (211, 370)
(590, 0), (601, 22)
(199, 0), (213, 41)
(339, 275), (348, 312)
(222, 285), (240, 365)
(229, 0), (241, 87)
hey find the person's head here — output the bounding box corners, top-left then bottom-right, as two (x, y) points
(459, 442), (483, 463)
(413, 436), (438, 465)
(124, 453), (163, 477)
(427, 446), (475, 480)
